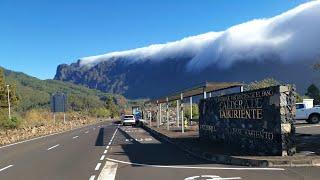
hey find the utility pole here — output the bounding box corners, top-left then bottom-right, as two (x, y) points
(6, 85), (11, 119)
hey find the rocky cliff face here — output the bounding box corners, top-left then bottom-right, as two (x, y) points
(54, 56), (317, 99)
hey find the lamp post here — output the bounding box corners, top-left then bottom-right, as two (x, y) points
(6, 85), (11, 119)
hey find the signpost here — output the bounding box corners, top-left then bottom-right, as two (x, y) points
(51, 92), (67, 123)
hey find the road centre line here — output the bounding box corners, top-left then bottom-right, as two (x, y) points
(85, 131), (89, 134)
(296, 124), (320, 128)
(0, 165), (14, 172)
(47, 144), (60, 151)
(100, 155), (105, 161)
(106, 158), (285, 171)
(72, 136), (79, 139)
(89, 175), (96, 180)
(104, 150), (108, 154)
(95, 163), (102, 171)
(106, 146), (110, 149)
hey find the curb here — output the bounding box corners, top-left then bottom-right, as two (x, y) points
(142, 125), (320, 167)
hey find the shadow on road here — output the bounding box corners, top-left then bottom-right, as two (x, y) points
(110, 126), (211, 166)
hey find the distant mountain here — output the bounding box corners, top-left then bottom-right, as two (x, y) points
(3, 67), (127, 112)
(54, 1), (320, 99)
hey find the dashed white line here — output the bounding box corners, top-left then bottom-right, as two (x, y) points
(106, 146), (110, 149)
(0, 165), (13, 172)
(72, 136), (79, 139)
(106, 158), (285, 171)
(47, 144), (60, 151)
(89, 175), (96, 180)
(95, 163), (102, 171)
(100, 155), (105, 161)
(85, 131), (89, 134)
(104, 150), (108, 154)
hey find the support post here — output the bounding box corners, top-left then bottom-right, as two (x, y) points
(203, 88), (207, 99)
(181, 93), (184, 133)
(6, 85), (11, 119)
(209, 92), (212, 98)
(63, 113), (66, 123)
(53, 113), (56, 124)
(149, 111), (152, 127)
(157, 101), (160, 128)
(159, 103), (162, 126)
(176, 100), (180, 127)
(166, 97), (169, 131)
(190, 96), (193, 120)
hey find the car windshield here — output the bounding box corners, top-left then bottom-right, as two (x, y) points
(124, 115), (134, 118)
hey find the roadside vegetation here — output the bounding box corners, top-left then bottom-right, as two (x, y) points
(0, 67), (127, 130)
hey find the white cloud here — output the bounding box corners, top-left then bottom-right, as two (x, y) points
(79, 1), (320, 70)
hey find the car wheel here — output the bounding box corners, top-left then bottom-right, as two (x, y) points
(308, 114), (320, 124)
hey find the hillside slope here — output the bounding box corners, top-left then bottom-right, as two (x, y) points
(3, 68), (127, 112)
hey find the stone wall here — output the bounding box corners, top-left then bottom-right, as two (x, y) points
(199, 85), (296, 156)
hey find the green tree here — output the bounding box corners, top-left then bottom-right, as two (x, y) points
(0, 68), (21, 129)
(305, 84), (320, 105)
(105, 96), (118, 118)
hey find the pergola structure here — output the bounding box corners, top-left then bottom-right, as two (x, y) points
(144, 82), (244, 133)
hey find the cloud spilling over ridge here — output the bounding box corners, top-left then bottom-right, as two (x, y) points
(79, 1), (320, 70)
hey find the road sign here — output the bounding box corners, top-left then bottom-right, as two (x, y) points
(51, 93), (67, 113)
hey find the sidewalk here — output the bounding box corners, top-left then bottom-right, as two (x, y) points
(143, 123), (320, 167)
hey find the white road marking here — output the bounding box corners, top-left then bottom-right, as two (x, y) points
(47, 144), (60, 151)
(185, 175), (241, 180)
(0, 123), (111, 149)
(104, 150), (108, 154)
(100, 155), (105, 161)
(97, 161), (118, 180)
(0, 165), (13, 172)
(85, 131), (89, 134)
(106, 146), (110, 149)
(106, 158), (285, 171)
(95, 163), (102, 171)
(126, 138), (153, 142)
(72, 136), (79, 139)
(296, 124), (320, 128)
(89, 175), (96, 180)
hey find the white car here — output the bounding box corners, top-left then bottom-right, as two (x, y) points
(122, 115), (136, 126)
(295, 99), (320, 124)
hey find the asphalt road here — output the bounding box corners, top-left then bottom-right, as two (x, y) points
(0, 121), (320, 180)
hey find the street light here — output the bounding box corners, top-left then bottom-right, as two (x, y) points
(6, 85), (11, 119)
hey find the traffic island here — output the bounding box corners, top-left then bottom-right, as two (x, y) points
(143, 124), (320, 167)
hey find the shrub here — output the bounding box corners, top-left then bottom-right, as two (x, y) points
(0, 116), (22, 129)
(90, 108), (111, 118)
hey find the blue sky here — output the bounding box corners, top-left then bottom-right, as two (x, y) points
(0, 0), (308, 79)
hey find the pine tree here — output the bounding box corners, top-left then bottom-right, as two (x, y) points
(105, 96), (118, 118)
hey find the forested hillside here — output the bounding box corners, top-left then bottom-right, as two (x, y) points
(2, 67), (128, 116)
